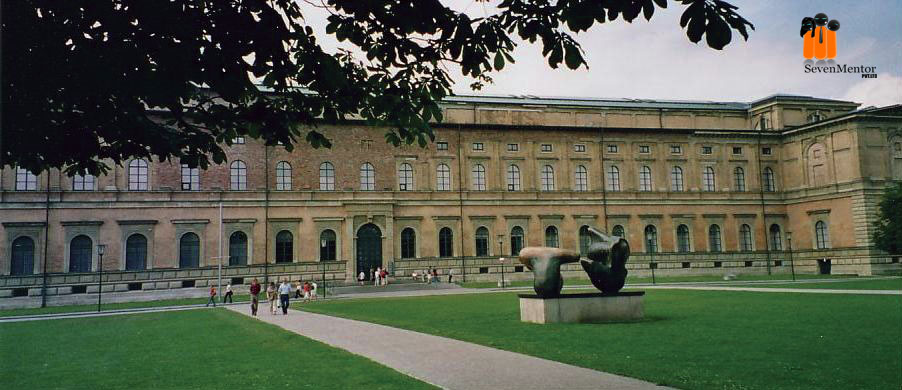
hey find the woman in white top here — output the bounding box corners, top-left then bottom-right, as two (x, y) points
(358, 271), (366, 285)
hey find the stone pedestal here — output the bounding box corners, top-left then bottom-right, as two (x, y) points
(519, 292), (644, 324)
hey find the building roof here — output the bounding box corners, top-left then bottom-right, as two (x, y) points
(442, 94), (750, 111)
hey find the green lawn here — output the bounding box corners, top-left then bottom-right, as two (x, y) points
(0, 294), (254, 318)
(730, 278), (902, 290)
(0, 309), (435, 389)
(457, 273), (860, 289)
(301, 289), (902, 390)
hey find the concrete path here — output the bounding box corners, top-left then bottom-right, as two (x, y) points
(228, 305), (670, 390)
(637, 285), (902, 295)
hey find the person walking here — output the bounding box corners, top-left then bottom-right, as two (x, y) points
(278, 280), (292, 315)
(380, 268), (388, 286)
(224, 283), (233, 303)
(358, 271), (366, 286)
(267, 282), (277, 315)
(249, 278), (261, 316)
(311, 281), (318, 300)
(206, 285), (217, 307)
(448, 268), (453, 284)
(374, 267), (381, 286)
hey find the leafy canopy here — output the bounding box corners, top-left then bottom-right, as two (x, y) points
(2, 0), (753, 175)
(873, 183), (902, 254)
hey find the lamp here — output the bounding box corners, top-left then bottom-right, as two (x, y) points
(786, 231), (795, 281)
(96, 244), (106, 312)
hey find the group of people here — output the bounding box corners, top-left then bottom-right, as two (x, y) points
(206, 278), (318, 317)
(294, 280), (318, 302)
(358, 267), (390, 286)
(204, 282), (235, 307)
(416, 268), (446, 284)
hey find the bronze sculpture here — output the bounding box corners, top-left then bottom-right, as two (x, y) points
(519, 227), (630, 298)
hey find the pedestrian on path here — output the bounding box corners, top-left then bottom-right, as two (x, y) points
(249, 278), (261, 316)
(224, 283), (233, 303)
(448, 268), (453, 284)
(380, 268), (388, 286)
(206, 286), (217, 307)
(278, 280), (292, 314)
(267, 282), (277, 315)
(375, 267), (382, 286)
(358, 271), (366, 285)
(311, 281), (318, 300)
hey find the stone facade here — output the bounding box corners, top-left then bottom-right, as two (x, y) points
(1, 94), (901, 297)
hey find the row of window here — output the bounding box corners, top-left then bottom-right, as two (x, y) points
(442, 140), (775, 157)
(8, 221), (831, 276)
(11, 161), (778, 193)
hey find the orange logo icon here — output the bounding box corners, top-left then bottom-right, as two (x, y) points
(801, 13), (840, 59)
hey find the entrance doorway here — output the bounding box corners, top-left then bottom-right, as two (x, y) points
(356, 224), (382, 280)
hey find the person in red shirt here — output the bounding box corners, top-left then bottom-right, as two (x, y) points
(206, 286), (217, 307)
(249, 278), (261, 316)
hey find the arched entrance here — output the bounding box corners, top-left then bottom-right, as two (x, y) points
(356, 224), (382, 280)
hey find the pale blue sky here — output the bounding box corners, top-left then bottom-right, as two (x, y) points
(301, 0), (902, 107)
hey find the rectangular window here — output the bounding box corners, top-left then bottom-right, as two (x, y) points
(762, 147), (772, 155)
(232, 137), (245, 144)
(507, 143), (519, 152)
(472, 142), (484, 151)
(607, 144), (618, 153)
(541, 144), (553, 152)
(670, 145), (682, 154)
(732, 146), (743, 155)
(181, 164), (199, 191)
(701, 146), (713, 155)
(639, 145), (650, 154)
(573, 144), (586, 153)
(437, 141), (448, 151)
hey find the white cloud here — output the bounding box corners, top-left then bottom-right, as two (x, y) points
(842, 73), (902, 107)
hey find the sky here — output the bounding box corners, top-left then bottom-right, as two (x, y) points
(299, 0), (902, 108)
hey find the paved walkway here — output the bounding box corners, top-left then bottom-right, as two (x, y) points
(637, 285), (902, 295)
(228, 305), (670, 390)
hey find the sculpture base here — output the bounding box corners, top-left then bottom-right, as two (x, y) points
(518, 292), (644, 324)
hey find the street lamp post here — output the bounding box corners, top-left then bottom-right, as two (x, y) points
(96, 244), (106, 312)
(786, 231), (795, 281)
(498, 235), (505, 289)
(321, 239), (327, 299)
(647, 238), (656, 285)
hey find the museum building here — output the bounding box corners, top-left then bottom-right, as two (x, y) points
(1, 93), (901, 298)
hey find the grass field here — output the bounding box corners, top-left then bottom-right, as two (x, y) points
(456, 273), (860, 289)
(301, 289), (902, 390)
(0, 309), (435, 389)
(0, 294), (254, 318)
(730, 277), (902, 290)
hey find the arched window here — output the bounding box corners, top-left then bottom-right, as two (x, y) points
(475, 227), (489, 256)
(545, 226), (559, 248)
(320, 230), (336, 261)
(671, 166), (684, 191)
(230, 160), (247, 190)
(69, 235), (93, 273)
(702, 166), (716, 192)
(540, 165), (555, 191)
(612, 225), (625, 238)
(708, 225), (722, 252)
(607, 165), (621, 191)
(734, 167), (746, 191)
(763, 167), (776, 192)
(398, 163), (414, 191)
(275, 161), (292, 190)
(319, 162), (335, 190)
(769, 224), (782, 251)
(11, 236), (35, 276)
(436, 164), (451, 191)
(229, 231), (248, 266)
(360, 162), (375, 191)
(179, 232), (200, 268)
(73, 174), (95, 191)
(510, 226), (524, 256)
(128, 159), (148, 191)
(739, 224), (753, 251)
(506, 164), (521, 191)
(180, 164), (199, 191)
(677, 224), (691, 253)
(400, 228), (416, 259)
(125, 234), (147, 270)
(276, 230), (293, 263)
(472, 164), (486, 191)
(815, 221), (829, 249)
(644, 225), (658, 253)
(579, 225), (593, 256)
(438, 227), (453, 257)
(574, 165), (588, 191)
(639, 166), (652, 191)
